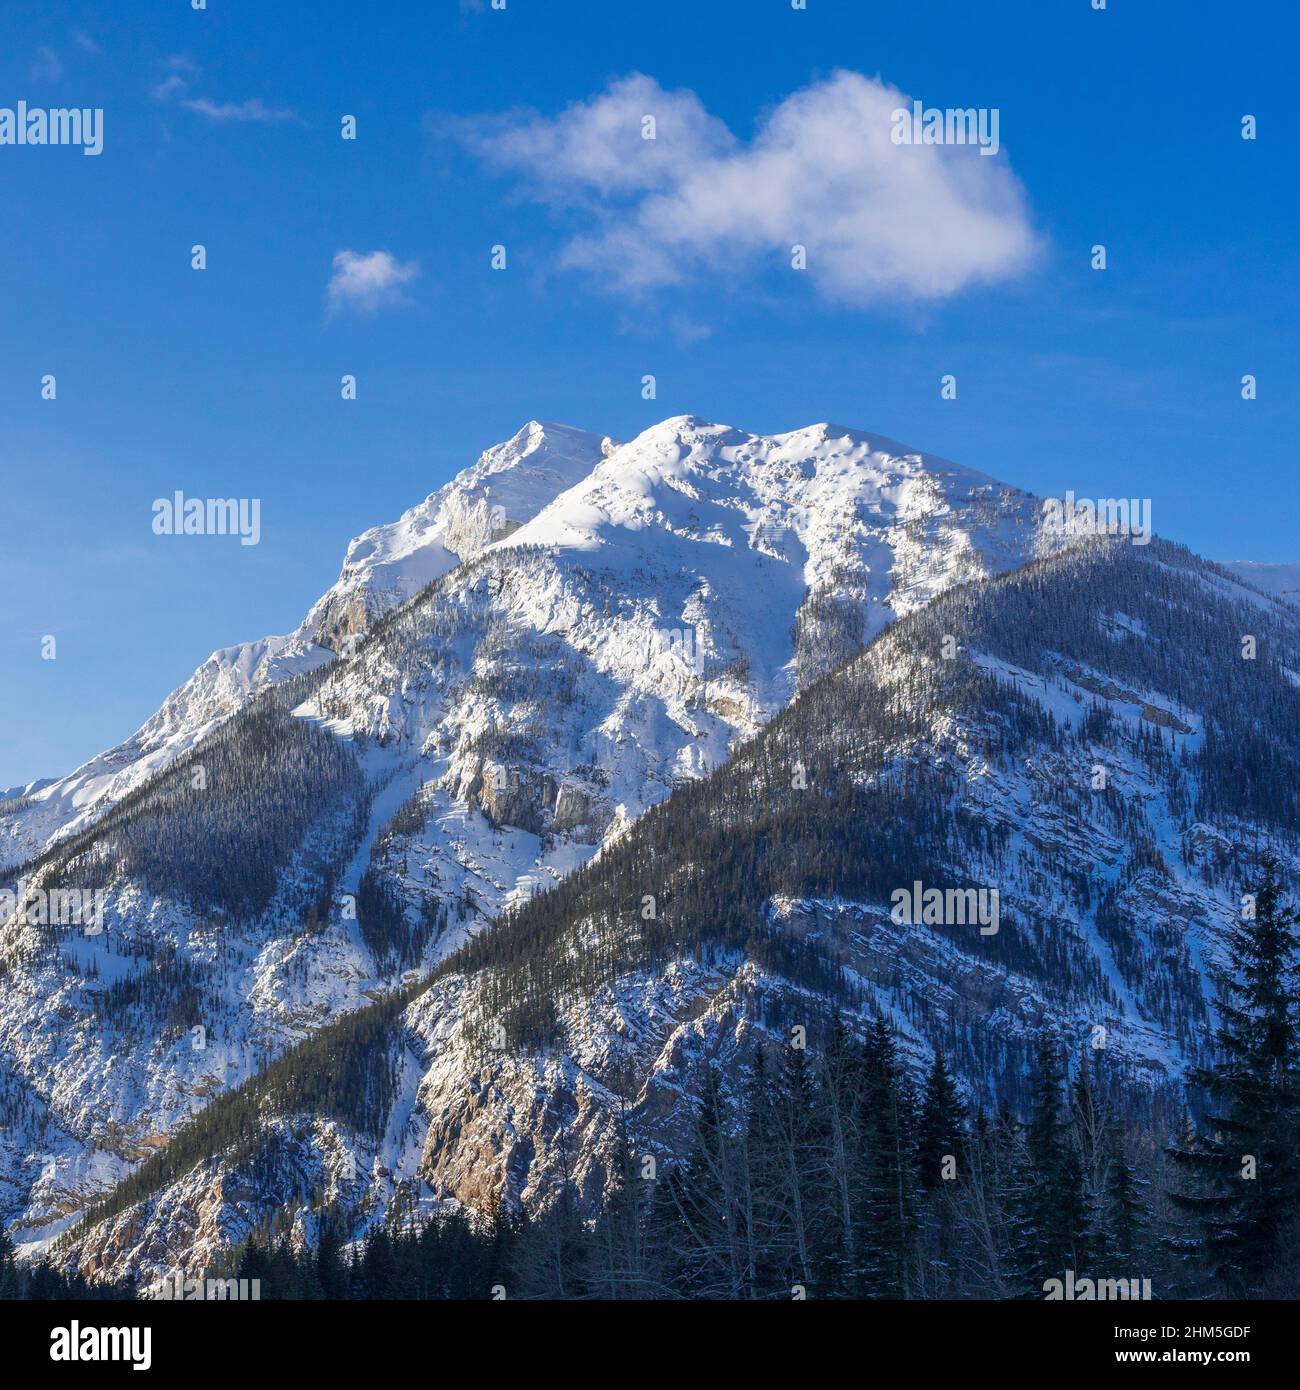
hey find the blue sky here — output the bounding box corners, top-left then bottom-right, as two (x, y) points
(2, 0), (1296, 786)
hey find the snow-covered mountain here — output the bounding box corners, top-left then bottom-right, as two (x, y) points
(55, 537), (1300, 1282)
(1, 412), (1050, 877)
(0, 414), (1147, 1268)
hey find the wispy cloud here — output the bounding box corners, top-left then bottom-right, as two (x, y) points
(71, 30), (100, 55)
(152, 60), (302, 125)
(151, 73), (187, 101)
(179, 96), (301, 124)
(29, 46), (64, 83)
(441, 70), (1040, 308)
(326, 250), (421, 315)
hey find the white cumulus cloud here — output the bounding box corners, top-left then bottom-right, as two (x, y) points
(327, 250), (421, 315)
(445, 70), (1040, 307)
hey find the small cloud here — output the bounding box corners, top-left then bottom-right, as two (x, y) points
(71, 30), (100, 54)
(443, 70), (1040, 309)
(151, 62), (302, 124)
(152, 74), (187, 101)
(326, 250), (421, 315)
(180, 96), (302, 124)
(669, 315), (713, 346)
(30, 47), (64, 83)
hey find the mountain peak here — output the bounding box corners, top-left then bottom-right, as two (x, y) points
(301, 421), (611, 651)
(612, 416), (984, 485)
(499, 418), (609, 461)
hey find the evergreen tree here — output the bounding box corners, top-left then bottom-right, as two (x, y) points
(1168, 855), (1300, 1294)
(856, 1018), (919, 1298)
(1014, 1035), (1090, 1293)
(236, 1233), (273, 1292)
(914, 1050), (966, 1297)
(659, 1065), (748, 1298)
(1070, 1049), (1110, 1255)
(736, 1046), (781, 1297)
(510, 1197), (587, 1299)
(768, 1040), (822, 1295)
(815, 1014), (861, 1293)
(585, 1118), (661, 1299)
(917, 1051), (965, 1191)
(1101, 1120), (1145, 1263)
(316, 1212), (349, 1299)
(0, 1228), (19, 1300)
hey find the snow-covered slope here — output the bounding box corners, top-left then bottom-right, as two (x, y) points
(509, 416), (1053, 618)
(0, 635), (334, 875)
(302, 420), (612, 650)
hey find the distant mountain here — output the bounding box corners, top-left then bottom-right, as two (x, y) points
(0, 780), (53, 804)
(1216, 560), (1300, 607)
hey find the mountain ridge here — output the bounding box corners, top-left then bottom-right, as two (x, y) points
(56, 535), (1300, 1280)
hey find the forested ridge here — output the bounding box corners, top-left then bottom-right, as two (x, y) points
(38, 856), (1300, 1301)
(439, 538), (1299, 1064)
(5, 665), (362, 927)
